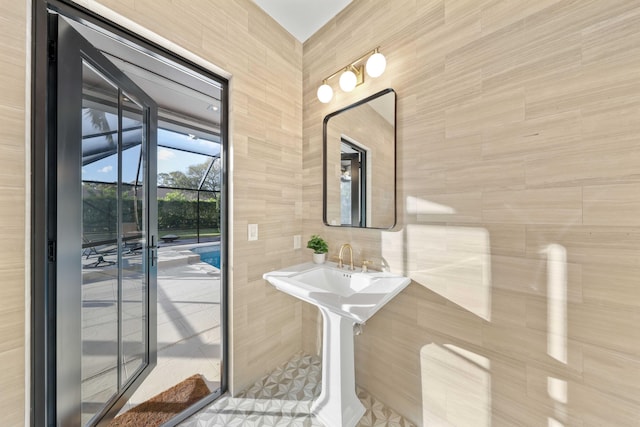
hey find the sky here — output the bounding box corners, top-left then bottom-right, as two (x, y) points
(82, 126), (221, 185)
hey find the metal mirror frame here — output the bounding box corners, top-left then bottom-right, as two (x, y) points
(322, 88), (397, 229)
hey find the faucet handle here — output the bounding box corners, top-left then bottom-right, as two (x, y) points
(361, 260), (371, 273)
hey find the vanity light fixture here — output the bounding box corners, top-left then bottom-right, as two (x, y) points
(317, 47), (386, 103)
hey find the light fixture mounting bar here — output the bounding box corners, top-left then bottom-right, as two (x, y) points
(316, 46), (385, 103)
(321, 47), (380, 83)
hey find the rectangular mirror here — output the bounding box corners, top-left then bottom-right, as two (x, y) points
(323, 88), (396, 229)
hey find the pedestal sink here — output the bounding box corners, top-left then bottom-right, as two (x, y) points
(263, 262), (411, 427)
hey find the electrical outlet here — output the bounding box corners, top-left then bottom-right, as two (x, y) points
(293, 235), (302, 249)
(248, 224), (258, 241)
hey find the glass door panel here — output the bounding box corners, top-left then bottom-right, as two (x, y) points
(81, 62), (120, 425)
(120, 93), (147, 386)
(55, 15), (157, 426)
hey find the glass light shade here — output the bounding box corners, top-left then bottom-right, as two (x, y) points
(339, 70), (357, 92)
(365, 52), (386, 78)
(317, 84), (333, 103)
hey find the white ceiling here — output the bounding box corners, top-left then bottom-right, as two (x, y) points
(252, 0), (353, 42)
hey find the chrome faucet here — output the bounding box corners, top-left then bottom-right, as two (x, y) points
(338, 243), (355, 270)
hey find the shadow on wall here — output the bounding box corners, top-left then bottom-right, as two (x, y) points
(379, 196), (571, 426)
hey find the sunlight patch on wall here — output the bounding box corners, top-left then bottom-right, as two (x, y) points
(548, 417), (565, 427)
(547, 376), (568, 426)
(544, 244), (567, 364)
(383, 219), (492, 320)
(547, 376), (567, 404)
(421, 343), (491, 427)
(406, 195), (457, 215)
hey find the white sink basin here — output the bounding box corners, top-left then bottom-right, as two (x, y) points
(263, 262), (410, 427)
(263, 262), (410, 323)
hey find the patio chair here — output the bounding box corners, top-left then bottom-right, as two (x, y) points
(122, 222), (144, 255)
(82, 236), (117, 268)
(84, 254), (116, 268)
(82, 236), (118, 260)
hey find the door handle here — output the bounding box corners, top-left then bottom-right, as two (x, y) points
(149, 235), (158, 266)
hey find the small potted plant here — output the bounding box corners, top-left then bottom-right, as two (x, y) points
(307, 234), (328, 264)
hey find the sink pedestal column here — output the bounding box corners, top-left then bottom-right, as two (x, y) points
(311, 307), (365, 427)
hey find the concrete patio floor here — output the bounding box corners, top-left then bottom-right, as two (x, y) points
(80, 244), (222, 423)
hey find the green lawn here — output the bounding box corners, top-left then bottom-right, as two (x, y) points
(85, 228), (220, 244)
(158, 228), (220, 240)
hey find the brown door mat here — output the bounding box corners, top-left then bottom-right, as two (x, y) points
(109, 374), (210, 427)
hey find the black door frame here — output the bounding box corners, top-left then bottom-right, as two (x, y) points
(31, 1), (229, 425)
(340, 140), (367, 227)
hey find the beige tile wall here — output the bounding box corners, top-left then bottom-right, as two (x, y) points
(5, 0), (640, 424)
(303, 1), (640, 425)
(0, 1), (306, 421)
(0, 0), (27, 424)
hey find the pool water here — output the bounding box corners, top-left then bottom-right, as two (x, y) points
(191, 245), (221, 268)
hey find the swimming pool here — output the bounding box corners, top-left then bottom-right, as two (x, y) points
(191, 245), (221, 268)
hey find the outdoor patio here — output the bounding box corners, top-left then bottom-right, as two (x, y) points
(80, 244), (222, 423)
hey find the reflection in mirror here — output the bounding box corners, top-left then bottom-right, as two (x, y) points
(324, 88), (396, 228)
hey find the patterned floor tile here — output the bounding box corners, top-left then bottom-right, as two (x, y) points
(180, 353), (414, 427)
